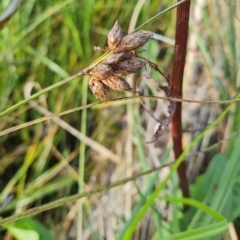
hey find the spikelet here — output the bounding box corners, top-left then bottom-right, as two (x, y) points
(91, 63), (113, 80)
(114, 58), (146, 75)
(102, 75), (132, 92)
(89, 78), (109, 100)
(102, 52), (133, 65)
(107, 21), (123, 51)
(115, 31), (153, 53)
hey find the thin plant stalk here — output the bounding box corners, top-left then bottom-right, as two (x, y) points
(77, 77), (88, 239)
(171, 0), (191, 201)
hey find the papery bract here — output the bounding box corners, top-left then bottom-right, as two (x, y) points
(115, 31), (153, 53)
(91, 63), (113, 80)
(89, 78), (109, 100)
(102, 75), (132, 92)
(107, 21), (123, 51)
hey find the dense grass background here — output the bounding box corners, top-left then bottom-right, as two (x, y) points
(0, 0), (240, 239)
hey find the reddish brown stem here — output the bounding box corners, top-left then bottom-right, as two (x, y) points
(171, 0), (191, 202)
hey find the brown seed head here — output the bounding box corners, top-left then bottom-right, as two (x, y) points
(115, 31), (153, 53)
(115, 58), (146, 75)
(91, 63), (113, 80)
(102, 52), (133, 65)
(89, 78), (109, 100)
(102, 75), (132, 92)
(107, 21), (123, 51)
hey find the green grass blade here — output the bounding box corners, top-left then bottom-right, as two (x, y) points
(134, 0), (189, 31)
(162, 221), (228, 240)
(119, 93), (240, 239)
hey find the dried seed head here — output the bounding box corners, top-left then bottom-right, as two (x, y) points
(115, 31), (153, 53)
(91, 63), (113, 80)
(115, 58), (146, 75)
(107, 21), (123, 51)
(89, 78), (109, 100)
(102, 75), (132, 92)
(102, 52), (133, 65)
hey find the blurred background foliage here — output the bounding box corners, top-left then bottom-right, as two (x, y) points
(0, 0), (240, 239)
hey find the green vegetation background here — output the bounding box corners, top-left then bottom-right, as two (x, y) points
(0, 0), (240, 239)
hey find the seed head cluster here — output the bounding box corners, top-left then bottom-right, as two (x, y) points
(89, 22), (175, 143)
(89, 21), (153, 100)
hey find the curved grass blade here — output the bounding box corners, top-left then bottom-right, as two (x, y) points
(0, 0), (22, 29)
(159, 197), (228, 240)
(134, 0), (189, 32)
